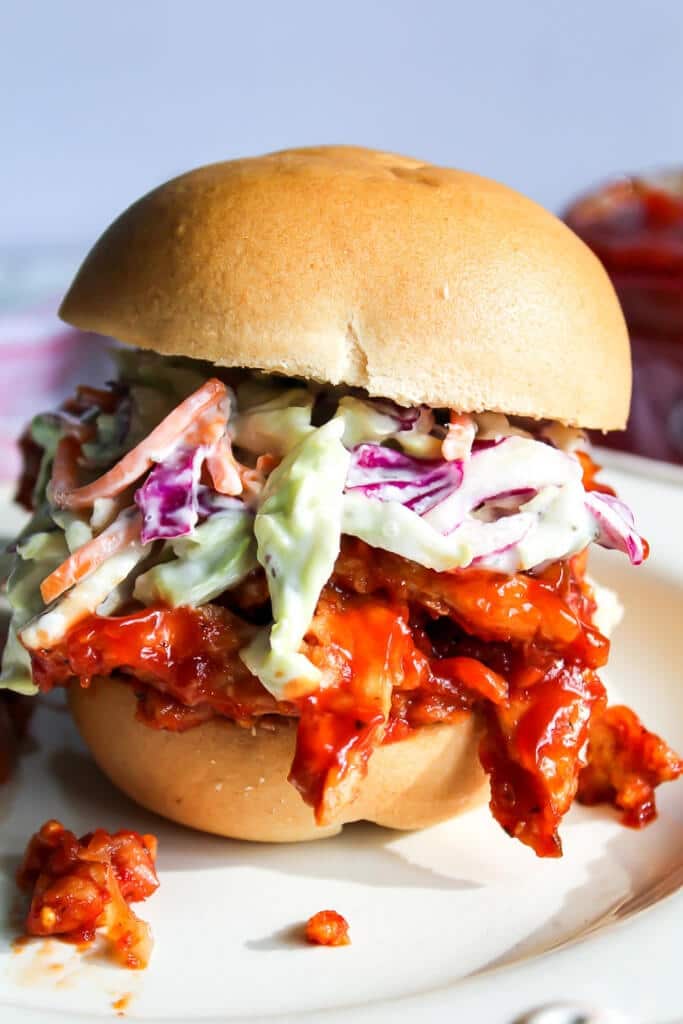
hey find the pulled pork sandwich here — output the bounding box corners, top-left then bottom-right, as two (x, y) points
(2, 147), (681, 852)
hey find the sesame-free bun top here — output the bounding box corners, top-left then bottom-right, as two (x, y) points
(60, 146), (631, 428)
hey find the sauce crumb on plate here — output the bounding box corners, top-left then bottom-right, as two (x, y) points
(305, 910), (350, 946)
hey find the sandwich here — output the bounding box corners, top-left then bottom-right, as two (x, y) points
(3, 146), (680, 853)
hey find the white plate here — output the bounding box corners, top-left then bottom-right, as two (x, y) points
(1, 458), (682, 1024)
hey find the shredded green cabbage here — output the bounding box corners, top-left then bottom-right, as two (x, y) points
(1, 514), (70, 693)
(337, 396), (441, 458)
(232, 387), (314, 456)
(240, 417), (350, 698)
(135, 510), (257, 607)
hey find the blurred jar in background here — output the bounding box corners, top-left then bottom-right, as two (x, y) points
(565, 173), (683, 464)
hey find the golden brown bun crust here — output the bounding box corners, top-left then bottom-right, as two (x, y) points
(60, 146), (630, 429)
(69, 679), (488, 842)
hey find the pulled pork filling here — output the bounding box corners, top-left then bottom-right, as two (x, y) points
(16, 819), (159, 968)
(2, 351), (681, 857)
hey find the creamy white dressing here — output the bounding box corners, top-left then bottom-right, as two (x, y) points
(231, 387), (314, 456)
(240, 416), (350, 699)
(337, 396), (441, 457)
(423, 436), (579, 533)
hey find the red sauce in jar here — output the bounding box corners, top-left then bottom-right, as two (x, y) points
(565, 173), (683, 462)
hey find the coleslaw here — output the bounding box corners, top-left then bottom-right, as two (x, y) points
(1, 351), (646, 701)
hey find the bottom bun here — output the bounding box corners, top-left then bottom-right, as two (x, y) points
(69, 679), (489, 842)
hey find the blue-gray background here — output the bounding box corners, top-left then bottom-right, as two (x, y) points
(2, 0), (681, 246)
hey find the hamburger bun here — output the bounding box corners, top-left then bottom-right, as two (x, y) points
(69, 679), (488, 842)
(60, 145), (630, 428)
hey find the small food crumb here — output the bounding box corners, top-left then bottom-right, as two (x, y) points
(214, 782), (223, 791)
(304, 910), (350, 947)
(112, 992), (133, 1016)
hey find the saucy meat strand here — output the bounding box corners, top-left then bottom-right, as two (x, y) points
(294, 591), (429, 824)
(31, 604), (291, 724)
(481, 664), (606, 857)
(578, 705), (683, 826)
(16, 820), (159, 969)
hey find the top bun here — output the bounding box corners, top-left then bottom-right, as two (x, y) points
(60, 146), (630, 428)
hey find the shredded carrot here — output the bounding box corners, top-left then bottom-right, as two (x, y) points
(185, 414), (226, 449)
(183, 410), (244, 493)
(240, 453), (280, 500)
(51, 379), (228, 510)
(442, 412), (476, 462)
(40, 511), (142, 605)
(49, 437), (83, 501)
(205, 435), (243, 496)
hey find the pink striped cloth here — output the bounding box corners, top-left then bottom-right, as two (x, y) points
(0, 302), (111, 485)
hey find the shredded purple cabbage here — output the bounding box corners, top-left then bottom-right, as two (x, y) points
(468, 514), (534, 566)
(346, 444), (463, 516)
(369, 398), (424, 432)
(135, 446), (206, 543)
(344, 438), (646, 570)
(134, 445), (250, 543)
(585, 491), (646, 565)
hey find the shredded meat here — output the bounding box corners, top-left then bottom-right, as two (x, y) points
(31, 604), (292, 725)
(575, 450), (617, 496)
(293, 590), (428, 823)
(578, 705), (683, 825)
(27, 541), (681, 858)
(305, 910), (350, 946)
(134, 688), (218, 732)
(221, 570), (271, 620)
(480, 664), (606, 856)
(16, 820), (159, 969)
(333, 540), (604, 663)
